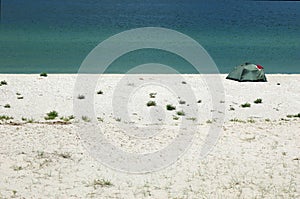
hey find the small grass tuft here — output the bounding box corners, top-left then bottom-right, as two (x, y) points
(206, 120), (212, 124)
(44, 111), (58, 120)
(166, 104), (176, 111)
(149, 93), (157, 98)
(173, 115), (179, 120)
(254, 98), (262, 104)
(0, 115), (13, 121)
(186, 117), (197, 121)
(176, 110), (185, 116)
(229, 106), (235, 111)
(0, 80), (7, 85)
(286, 113), (300, 118)
(97, 117), (104, 122)
(40, 72), (48, 77)
(115, 117), (121, 122)
(97, 90), (103, 95)
(181, 81), (187, 84)
(147, 101), (156, 107)
(247, 119), (256, 123)
(60, 116), (71, 122)
(13, 166), (23, 171)
(241, 103), (251, 108)
(4, 104), (11, 108)
(17, 96), (24, 99)
(22, 117), (34, 123)
(77, 94), (85, 99)
(230, 118), (246, 123)
(179, 100), (186, 105)
(93, 179), (113, 188)
(82, 116), (91, 122)
(58, 152), (71, 159)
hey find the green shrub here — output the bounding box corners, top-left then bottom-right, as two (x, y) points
(241, 103), (251, 108)
(40, 72), (47, 77)
(147, 101), (156, 107)
(4, 104), (11, 108)
(0, 115), (13, 121)
(0, 80), (7, 85)
(176, 111), (185, 116)
(97, 90), (103, 95)
(197, 100), (202, 103)
(77, 94), (85, 99)
(166, 104), (176, 111)
(254, 98), (262, 104)
(45, 111), (58, 120)
(286, 113), (300, 118)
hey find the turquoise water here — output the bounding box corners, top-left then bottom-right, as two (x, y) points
(0, 0), (299, 74)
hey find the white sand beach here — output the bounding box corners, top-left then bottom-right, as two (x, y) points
(0, 74), (299, 198)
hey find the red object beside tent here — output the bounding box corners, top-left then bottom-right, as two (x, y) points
(256, 64), (264, 70)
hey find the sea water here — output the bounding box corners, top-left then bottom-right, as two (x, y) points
(0, 0), (299, 74)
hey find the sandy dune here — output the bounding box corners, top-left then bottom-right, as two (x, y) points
(0, 74), (299, 198)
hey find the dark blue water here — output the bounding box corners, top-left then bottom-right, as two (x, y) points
(0, 0), (299, 73)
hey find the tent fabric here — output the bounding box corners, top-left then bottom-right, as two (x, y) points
(226, 63), (267, 82)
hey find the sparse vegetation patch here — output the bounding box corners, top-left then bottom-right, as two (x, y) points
(241, 103), (251, 108)
(77, 94), (85, 99)
(149, 93), (157, 98)
(254, 98), (262, 104)
(176, 111), (185, 116)
(40, 72), (48, 77)
(0, 115), (13, 121)
(173, 115), (179, 120)
(0, 80), (7, 86)
(93, 179), (113, 188)
(97, 90), (103, 95)
(45, 111), (58, 120)
(82, 116), (91, 122)
(166, 104), (176, 111)
(286, 113), (300, 118)
(147, 101), (156, 107)
(179, 100), (186, 104)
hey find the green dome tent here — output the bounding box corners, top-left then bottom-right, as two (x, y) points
(226, 63), (267, 82)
